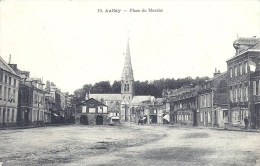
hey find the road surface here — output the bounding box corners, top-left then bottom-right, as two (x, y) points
(0, 124), (260, 166)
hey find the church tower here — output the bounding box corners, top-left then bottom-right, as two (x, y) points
(121, 38), (135, 102)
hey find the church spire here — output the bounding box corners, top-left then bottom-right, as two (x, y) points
(121, 38), (134, 80)
(121, 37), (135, 101)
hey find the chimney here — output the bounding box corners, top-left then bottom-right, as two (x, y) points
(213, 68), (221, 76)
(21, 71), (30, 78)
(85, 91), (90, 100)
(9, 64), (17, 71)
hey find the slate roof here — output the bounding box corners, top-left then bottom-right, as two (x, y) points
(89, 94), (121, 101)
(0, 56), (19, 76)
(131, 96), (155, 105)
(81, 98), (107, 107)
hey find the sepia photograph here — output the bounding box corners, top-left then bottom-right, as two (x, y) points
(0, 0), (260, 165)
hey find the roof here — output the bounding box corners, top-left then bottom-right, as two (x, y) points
(0, 56), (19, 76)
(131, 96), (155, 105)
(233, 37), (260, 48)
(208, 71), (227, 81)
(155, 98), (165, 104)
(81, 98), (107, 107)
(89, 94), (121, 101)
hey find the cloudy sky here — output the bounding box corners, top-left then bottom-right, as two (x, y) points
(0, 0), (260, 93)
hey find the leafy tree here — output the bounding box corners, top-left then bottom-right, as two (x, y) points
(111, 81), (121, 93)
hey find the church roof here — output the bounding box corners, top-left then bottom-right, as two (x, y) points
(0, 56), (19, 76)
(131, 96), (155, 105)
(89, 94), (121, 101)
(121, 38), (134, 80)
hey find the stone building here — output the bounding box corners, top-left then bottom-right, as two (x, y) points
(197, 70), (228, 128)
(0, 56), (20, 127)
(163, 86), (199, 126)
(227, 37), (260, 129)
(76, 98), (108, 125)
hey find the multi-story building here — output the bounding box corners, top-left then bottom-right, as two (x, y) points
(197, 70), (228, 128)
(9, 64), (47, 126)
(0, 57), (20, 127)
(227, 37), (260, 129)
(45, 81), (62, 123)
(163, 86), (199, 126)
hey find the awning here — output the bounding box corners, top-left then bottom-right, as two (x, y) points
(111, 117), (120, 120)
(163, 114), (170, 122)
(142, 117), (147, 120)
(53, 113), (58, 117)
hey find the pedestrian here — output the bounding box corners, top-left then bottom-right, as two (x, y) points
(244, 117), (249, 130)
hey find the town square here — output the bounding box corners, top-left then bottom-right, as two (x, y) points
(0, 0), (260, 165)
(1, 125), (260, 166)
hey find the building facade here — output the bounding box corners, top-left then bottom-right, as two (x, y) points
(197, 70), (228, 128)
(227, 37), (260, 129)
(163, 86), (199, 126)
(76, 98), (108, 125)
(0, 57), (20, 127)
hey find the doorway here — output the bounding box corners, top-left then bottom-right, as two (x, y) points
(80, 115), (88, 125)
(96, 115), (103, 125)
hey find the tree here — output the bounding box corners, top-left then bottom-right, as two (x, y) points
(91, 81), (112, 93)
(111, 81), (121, 93)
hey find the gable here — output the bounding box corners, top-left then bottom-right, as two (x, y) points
(81, 98), (107, 107)
(0, 56), (19, 76)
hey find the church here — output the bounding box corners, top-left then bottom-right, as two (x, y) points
(87, 39), (165, 124)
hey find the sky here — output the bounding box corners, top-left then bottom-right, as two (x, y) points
(0, 0), (260, 94)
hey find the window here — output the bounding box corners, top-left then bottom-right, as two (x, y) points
(82, 106), (87, 113)
(240, 87), (243, 102)
(239, 64), (242, 76)
(204, 95), (207, 107)
(0, 73), (2, 82)
(89, 108), (95, 113)
(244, 62), (248, 74)
(234, 88), (238, 102)
(14, 79), (16, 87)
(230, 89), (233, 102)
(0, 85), (2, 100)
(258, 81), (260, 95)
(9, 77), (11, 86)
(0, 108), (2, 121)
(4, 87), (6, 100)
(5, 75), (7, 84)
(13, 89), (16, 102)
(98, 106), (103, 113)
(103, 107), (107, 113)
(230, 67), (233, 78)
(34, 94), (37, 104)
(253, 81), (256, 95)
(11, 109), (14, 121)
(234, 66), (238, 77)
(244, 87), (248, 101)
(7, 108), (9, 121)
(8, 88), (10, 101)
